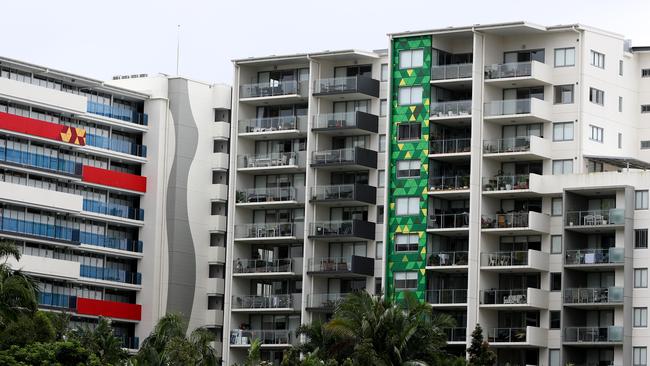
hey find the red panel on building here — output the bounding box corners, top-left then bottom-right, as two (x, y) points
(76, 297), (142, 321)
(82, 165), (147, 193)
(0, 112), (86, 145)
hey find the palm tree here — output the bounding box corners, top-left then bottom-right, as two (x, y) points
(0, 240), (38, 326)
(73, 317), (127, 364)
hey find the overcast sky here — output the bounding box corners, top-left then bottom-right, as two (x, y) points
(2, 0), (649, 84)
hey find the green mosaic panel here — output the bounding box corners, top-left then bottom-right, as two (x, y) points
(386, 36), (432, 302)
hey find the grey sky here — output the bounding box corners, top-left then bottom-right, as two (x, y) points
(3, 0), (649, 84)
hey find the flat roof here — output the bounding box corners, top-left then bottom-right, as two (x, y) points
(232, 49), (387, 65)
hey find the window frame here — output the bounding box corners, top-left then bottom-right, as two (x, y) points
(380, 99), (387, 117)
(396, 159), (421, 179)
(552, 159), (573, 175)
(635, 268), (648, 288)
(550, 272), (562, 291)
(589, 87), (605, 106)
(553, 122), (574, 142)
(551, 235), (563, 254)
(590, 50), (605, 69)
(589, 125), (604, 143)
(636, 229), (648, 249)
(394, 233), (420, 252)
(551, 197), (563, 216)
(634, 346), (648, 366)
(398, 86), (423, 106)
(397, 122), (422, 141)
(395, 197), (420, 216)
(636, 190), (649, 210)
(380, 63), (389, 81)
(554, 84), (574, 104)
(635, 307), (648, 327)
(394, 271), (418, 290)
(399, 49), (424, 69)
(554, 47), (575, 67)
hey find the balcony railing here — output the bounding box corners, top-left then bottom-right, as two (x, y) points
(80, 265), (142, 285)
(429, 138), (471, 154)
(309, 220), (375, 240)
(481, 251), (529, 267)
(1, 215), (80, 243)
(39, 292), (77, 309)
(430, 100), (472, 118)
(427, 251), (468, 267)
(87, 101), (148, 126)
(238, 115), (307, 134)
(482, 175), (530, 192)
(428, 213), (469, 229)
(234, 222), (299, 239)
(489, 327), (527, 343)
(563, 326), (623, 343)
(311, 147), (377, 168)
(431, 63), (473, 80)
(86, 134), (147, 157)
(306, 293), (347, 310)
(484, 62), (534, 79)
(0, 146), (83, 176)
(83, 199), (144, 221)
(444, 327), (467, 342)
(230, 329), (294, 346)
(313, 111), (378, 132)
(313, 76), (379, 97)
(239, 80), (305, 99)
(310, 184), (376, 204)
(426, 289), (468, 304)
(236, 187), (298, 204)
(233, 258), (296, 274)
(238, 152), (300, 169)
(430, 176), (470, 191)
(564, 248), (624, 265)
(231, 294), (295, 310)
(481, 288), (529, 305)
(79, 232), (142, 253)
(120, 336), (140, 350)
(484, 98), (537, 116)
(565, 209), (625, 227)
(483, 137), (533, 154)
(481, 212), (530, 229)
(564, 287), (624, 305)
(307, 255), (373, 276)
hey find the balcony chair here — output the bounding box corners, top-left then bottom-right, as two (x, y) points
(584, 214), (595, 225)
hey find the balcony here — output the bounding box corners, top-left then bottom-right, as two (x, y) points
(239, 80), (307, 105)
(82, 199), (144, 222)
(310, 184), (376, 206)
(429, 176), (470, 198)
(39, 292), (76, 310)
(480, 250), (549, 272)
(230, 329), (295, 348)
(80, 233), (143, 253)
(87, 101), (148, 126)
(484, 61), (552, 87)
(231, 294), (301, 313)
(426, 251), (468, 271)
(233, 258), (302, 278)
(429, 100), (472, 124)
(1, 215), (80, 244)
(488, 326), (548, 348)
(565, 209), (625, 232)
(120, 336), (140, 350)
(79, 265), (141, 285)
(480, 288), (549, 310)
(431, 63), (473, 82)
(238, 116), (308, 140)
(429, 138), (471, 159)
(85, 134), (147, 158)
(308, 220), (375, 241)
(237, 151), (305, 173)
(234, 222), (303, 243)
(306, 293), (347, 312)
(482, 174), (543, 197)
(0, 146), (82, 177)
(307, 255), (374, 277)
(235, 187), (303, 209)
(425, 289), (467, 307)
(444, 327), (467, 344)
(312, 111), (378, 136)
(481, 211), (550, 235)
(482, 136), (551, 161)
(427, 213), (469, 235)
(310, 147), (377, 170)
(483, 98), (552, 124)
(564, 287), (624, 308)
(313, 76), (379, 100)
(564, 248), (624, 269)
(563, 326), (623, 346)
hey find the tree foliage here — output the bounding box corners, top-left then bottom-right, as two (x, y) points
(467, 324), (496, 366)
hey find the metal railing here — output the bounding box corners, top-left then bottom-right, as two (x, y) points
(79, 232), (142, 253)
(431, 63), (473, 80)
(485, 62), (534, 79)
(427, 251), (468, 266)
(308, 257), (353, 272)
(238, 115), (307, 134)
(80, 265), (142, 285)
(236, 187), (297, 203)
(489, 327), (527, 343)
(86, 134), (147, 157)
(231, 294), (294, 310)
(565, 209), (625, 226)
(430, 176), (470, 191)
(233, 258), (295, 274)
(564, 248), (624, 265)
(429, 138), (471, 154)
(230, 329), (295, 345)
(311, 148), (355, 165)
(430, 100), (472, 118)
(481, 288), (528, 305)
(483, 136), (533, 154)
(482, 175), (530, 192)
(234, 222), (298, 239)
(238, 152), (299, 168)
(314, 76), (367, 94)
(306, 293), (347, 309)
(83, 199), (144, 221)
(481, 251), (529, 267)
(309, 220), (374, 239)
(564, 287), (624, 304)
(484, 99), (535, 116)
(311, 184), (354, 201)
(444, 327), (467, 342)
(428, 213), (469, 229)
(87, 101), (148, 125)
(425, 289), (467, 304)
(313, 112), (366, 129)
(481, 212), (530, 229)
(563, 326), (623, 343)
(239, 80), (304, 98)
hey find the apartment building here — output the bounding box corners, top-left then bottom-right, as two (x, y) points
(386, 22), (650, 366)
(224, 50), (388, 365)
(0, 58), (231, 353)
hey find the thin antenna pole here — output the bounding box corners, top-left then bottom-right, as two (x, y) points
(176, 24), (180, 75)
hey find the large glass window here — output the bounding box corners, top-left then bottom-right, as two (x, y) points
(636, 190), (649, 210)
(399, 49), (424, 69)
(396, 160), (421, 179)
(552, 160), (573, 175)
(553, 122), (574, 141)
(396, 197), (420, 216)
(589, 125), (604, 143)
(589, 87), (605, 105)
(397, 123), (421, 141)
(635, 308), (648, 327)
(634, 347), (647, 366)
(635, 268), (648, 288)
(636, 229), (648, 249)
(395, 233), (419, 252)
(590, 50), (605, 69)
(554, 48), (575, 67)
(554, 84), (574, 104)
(398, 86), (423, 105)
(380, 64), (389, 81)
(394, 271), (418, 290)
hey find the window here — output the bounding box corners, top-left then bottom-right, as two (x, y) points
(395, 233), (419, 252)
(554, 84), (574, 104)
(380, 63), (389, 81)
(375, 278), (382, 294)
(589, 87), (605, 105)
(619, 60), (624, 76)
(643, 141), (650, 149)
(552, 198), (563, 216)
(619, 96), (623, 112)
(549, 311), (561, 329)
(396, 197), (420, 216)
(635, 268), (648, 288)
(636, 229), (648, 249)
(375, 241), (383, 259)
(637, 190), (649, 210)
(590, 50), (605, 69)
(399, 86), (423, 105)
(549, 349), (560, 366)
(589, 125), (604, 142)
(397, 123), (421, 141)
(554, 47), (575, 67)
(643, 69), (650, 78)
(379, 135), (386, 152)
(550, 272), (562, 291)
(394, 271), (418, 290)
(377, 206), (384, 222)
(397, 160), (421, 178)
(399, 49), (424, 69)
(552, 159), (573, 175)
(618, 133), (623, 149)
(635, 308), (648, 327)
(380, 99), (387, 117)
(551, 235), (563, 254)
(378, 170), (385, 188)
(553, 122), (574, 141)
(634, 347), (647, 366)
(643, 105), (650, 113)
